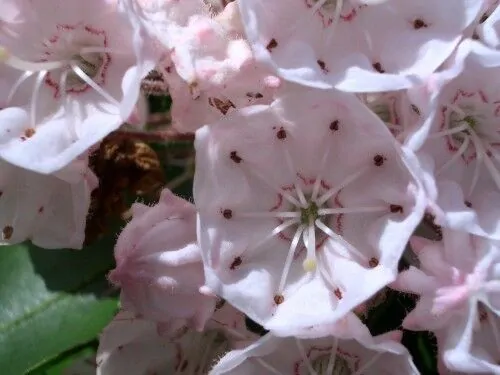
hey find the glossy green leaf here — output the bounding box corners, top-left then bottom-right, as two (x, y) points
(0, 238), (118, 375)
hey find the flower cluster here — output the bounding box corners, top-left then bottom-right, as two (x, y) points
(3, 0), (500, 373)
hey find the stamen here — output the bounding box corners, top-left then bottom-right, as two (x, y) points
(281, 145), (308, 207)
(7, 71), (34, 104)
(428, 123), (469, 139)
(240, 164), (303, 207)
(30, 71), (47, 130)
(352, 352), (383, 375)
(324, 0), (344, 46)
(254, 358), (285, 375)
(315, 219), (368, 262)
(278, 225), (304, 293)
(296, 339), (318, 375)
(469, 130), (500, 192)
(316, 167), (368, 206)
(326, 337), (339, 375)
(0, 47), (66, 72)
(311, 129), (335, 201)
(70, 63), (119, 106)
(317, 206), (387, 215)
(435, 136), (470, 176)
(238, 211), (301, 219)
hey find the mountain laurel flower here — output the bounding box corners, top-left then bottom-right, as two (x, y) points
(97, 303), (256, 375)
(0, 0), (156, 174)
(108, 188), (216, 333)
(405, 39), (500, 240)
(392, 232), (500, 373)
(210, 314), (418, 375)
(194, 87), (426, 336)
(237, 0), (484, 92)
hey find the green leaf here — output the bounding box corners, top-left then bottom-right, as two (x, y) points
(0, 237), (119, 375)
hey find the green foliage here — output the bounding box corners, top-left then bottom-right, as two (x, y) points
(0, 236), (118, 374)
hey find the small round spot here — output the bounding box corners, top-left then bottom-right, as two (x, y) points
(464, 200), (472, 208)
(230, 151), (242, 163)
(274, 294), (284, 305)
(413, 18), (428, 29)
(390, 204), (403, 214)
(276, 127), (287, 140)
(2, 225), (13, 240)
(230, 256), (242, 270)
(334, 288), (343, 300)
(369, 257), (379, 268)
(266, 38), (278, 51)
(373, 154), (385, 166)
(24, 128), (36, 138)
(330, 120), (339, 131)
(222, 209), (233, 219)
(372, 62), (385, 73)
(38, 206), (44, 214)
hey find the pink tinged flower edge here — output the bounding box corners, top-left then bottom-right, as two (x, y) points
(194, 87), (426, 336)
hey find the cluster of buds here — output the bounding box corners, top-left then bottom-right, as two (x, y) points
(2, 0), (500, 373)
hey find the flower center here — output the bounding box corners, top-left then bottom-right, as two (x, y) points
(312, 353), (352, 375)
(434, 98), (500, 196)
(300, 200), (320, 225)
(175, 330), (230, 374)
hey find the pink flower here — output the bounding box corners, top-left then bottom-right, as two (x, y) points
(392, 232), (500, 373)
(97, 303), (255, 375)
(210, 314), (418, 375)
(194, 87), (426, 335)
(237, 0), (484, 92)
(405, 39), (500, 239)
(0, 0), (156, 174)
(108, 188), (216, 332)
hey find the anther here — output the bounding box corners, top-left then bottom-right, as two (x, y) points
(222, 209), (233, 219)
(230, 151), (242, 163)
(389, 204), (403, 213)
(2, 225), (13, 240)
(276, 127), (287, 140)
(266, 39), (278, 52)
(373, 154), (385, 166)
(413, 18), (428, 29)
(230, 256), (242, 270)
(274, 294), (285, 304)
(330, 120), (339, 131)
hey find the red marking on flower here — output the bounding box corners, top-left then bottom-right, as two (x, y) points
(43, 23), (111, 98)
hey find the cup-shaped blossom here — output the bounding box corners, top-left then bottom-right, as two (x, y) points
(209, 314), (418, 375)
(194, 87), (426, 336)
(405, 40), (500, 240)
(108, 188), (216, 332)
(237, 0), (483, 92)
(97, 303), (255, 375)
(0, 0), (156, 174)
(0, 156), (96, 249)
